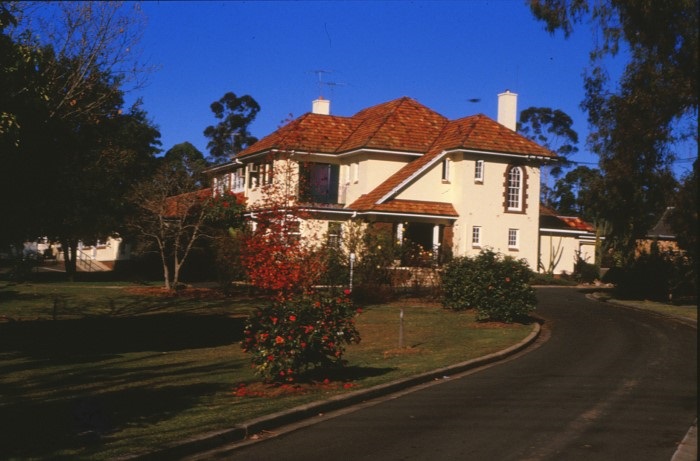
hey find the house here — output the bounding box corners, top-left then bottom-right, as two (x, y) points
(206, 92), (559, 271)
(636, 206), (681, 256)
(539, 205), (596, 275)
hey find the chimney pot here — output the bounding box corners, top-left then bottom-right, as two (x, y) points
(312, 98), (330, 115)
(497, 90), (518, 131)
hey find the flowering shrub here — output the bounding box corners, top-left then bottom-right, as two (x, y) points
(240, 214), (325, 297)
(441, 249), (536, 322)
(242, 291), (361, 382)
(205, 190), (246, 228)
(238, 155), (361, 382)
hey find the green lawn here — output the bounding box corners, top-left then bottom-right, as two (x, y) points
(0, 281), (533, 460)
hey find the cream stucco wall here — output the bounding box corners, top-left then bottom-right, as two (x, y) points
(341, 153), (413, 205)
(241, 153), (411, 209)
(539, 235), (596, 275)
(235, 150), (546, 271)
(394, 152), (543, 270)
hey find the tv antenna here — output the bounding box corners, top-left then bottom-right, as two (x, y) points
(310, 69), (346, 98)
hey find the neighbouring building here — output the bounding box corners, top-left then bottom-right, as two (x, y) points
(636, 206), (682, 256)
(206, 92), (563, 271)
(539, 205), (596, 275)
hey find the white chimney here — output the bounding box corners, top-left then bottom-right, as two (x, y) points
(497, 90), (517, 131)
(312, 96), (330, 115)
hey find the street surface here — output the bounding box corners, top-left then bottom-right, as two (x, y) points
(202, 287), (697, 460)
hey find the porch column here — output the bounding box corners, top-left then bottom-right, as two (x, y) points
(432, 224), (441, 259)
(396, 223), (404, 244)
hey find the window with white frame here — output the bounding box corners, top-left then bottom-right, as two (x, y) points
(286, 219), (301, 243)
(441, 158), (450, 182)
(508, 228), (519, 249)
(327, 222), (342, 248)
(213, 177), (222, 195)
(471, 226), (481, 247)
(248, 163), (259, 188)
(474, 159), (484, 183)
(351, 162), (359, 183)
(506, 165), (523, 211)
(232, 168), (245, 192)
(261, 162), (273, 186)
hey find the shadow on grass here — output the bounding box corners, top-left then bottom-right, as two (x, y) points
(282, 365), (398, 386)
(0, 314), (246, 358)
(0, 380), (227, 460)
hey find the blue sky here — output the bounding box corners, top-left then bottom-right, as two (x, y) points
(128, 1), (693, 176)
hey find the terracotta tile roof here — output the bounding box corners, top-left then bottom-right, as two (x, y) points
(559, 216), (595, 232)
(238, 113), (359, 156)
(337, 97), (448, 153)
(240, 98), (555, 160)
(539, 205), (594, 233)
(238, 97), (557, 215)
(436, 115), (554, 157)
(163, 188), (212, 218)
(367, 199), (458, 217)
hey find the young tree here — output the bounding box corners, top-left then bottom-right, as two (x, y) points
(127, 157), (244, 290)
(529, 0), (698, 264)
(203, 92), (260, 160)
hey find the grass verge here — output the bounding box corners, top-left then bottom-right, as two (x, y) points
(592, 291), (697, 322)
(0, 282), (533, 460)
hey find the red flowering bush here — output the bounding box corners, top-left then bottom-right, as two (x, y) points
(242, 291), (361, 382)
(240, 216), (324, 297)
(239, 156), (361, 382)
(441, 249), (536, 322)
(205, 190), (246, 228)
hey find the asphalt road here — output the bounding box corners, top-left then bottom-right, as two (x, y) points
(201, 287), (697, 461)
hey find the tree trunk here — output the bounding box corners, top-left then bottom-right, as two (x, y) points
(161, 259), (171, 290)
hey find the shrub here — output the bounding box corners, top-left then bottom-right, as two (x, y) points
(574, 256), (600, 284)
(242, 291), (361, 382)
(603, 243), (697, 302)
(353, 223), (400, 303)
(441, 250), (536, 322)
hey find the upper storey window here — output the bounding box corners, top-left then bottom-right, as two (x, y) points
(299, 163), (340, 204)
(474, 159), (484, 183)
(441, 158), (450, 182)
(505, 165), (525, 212)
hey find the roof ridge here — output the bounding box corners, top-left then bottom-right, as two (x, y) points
(342, 97), (411, 150)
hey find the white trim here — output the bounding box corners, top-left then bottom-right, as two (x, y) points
(355, 210), (457, 221)
(446, 148), (555, 162)
(539, 228), (594, 235)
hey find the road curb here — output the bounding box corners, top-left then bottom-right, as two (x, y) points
(127, 322), (541, 460)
